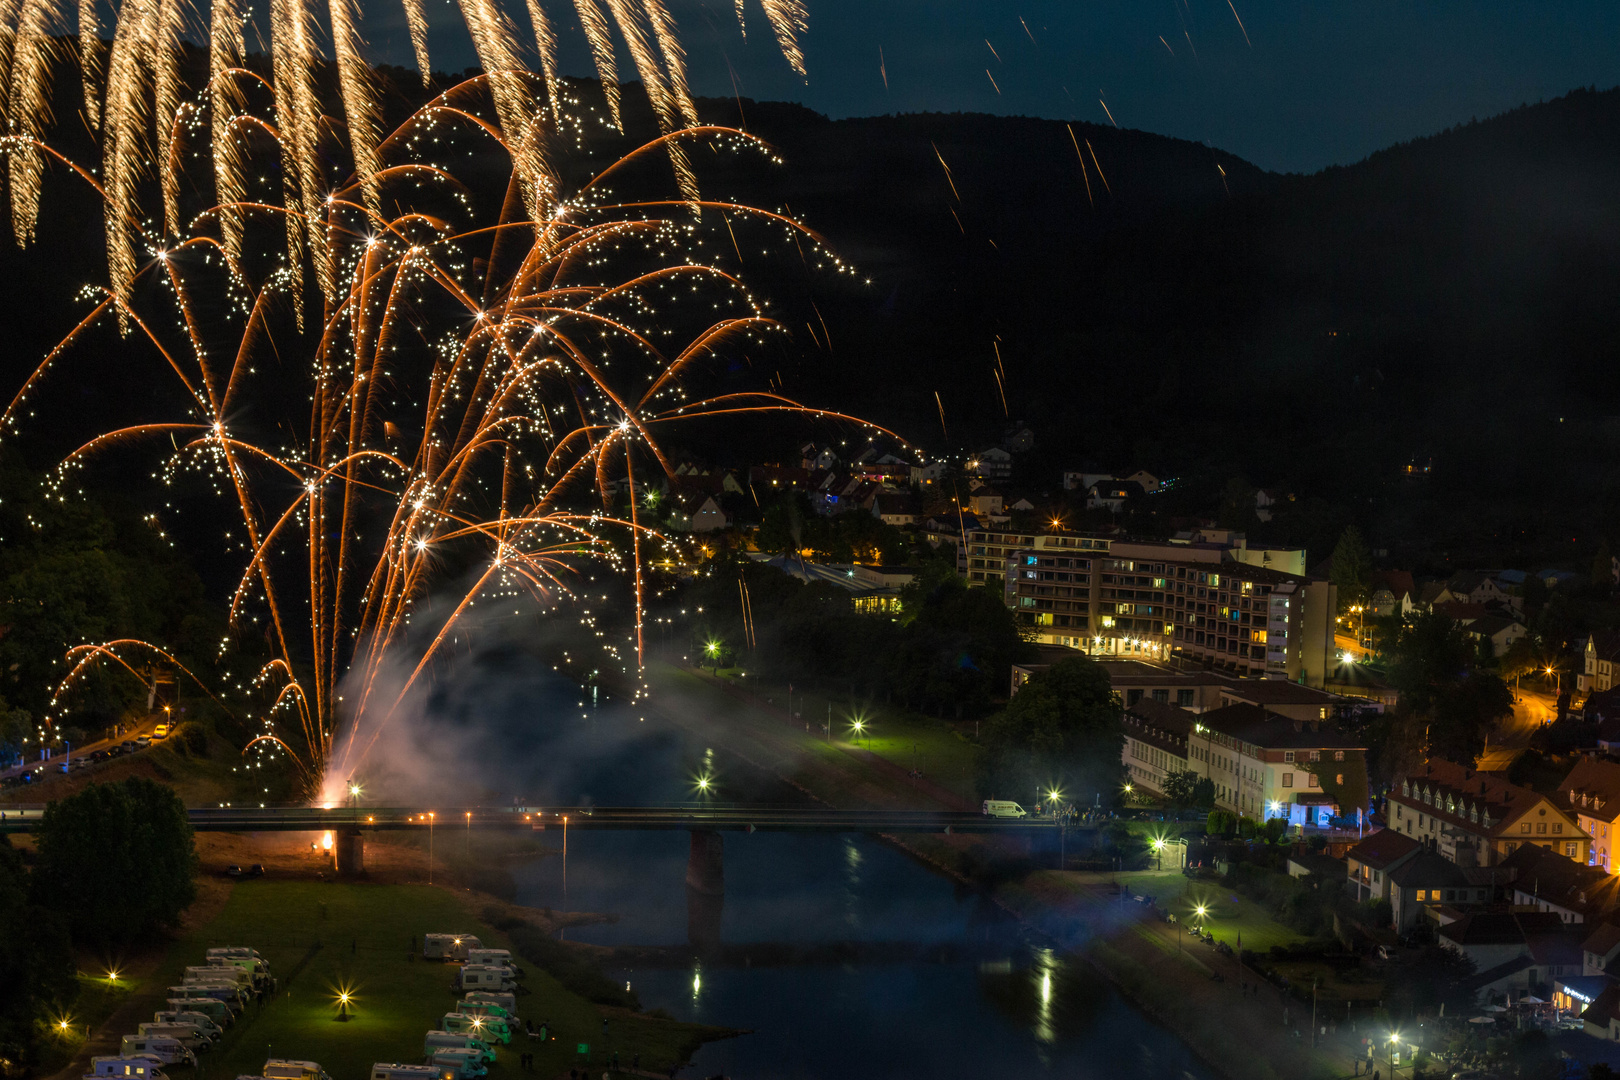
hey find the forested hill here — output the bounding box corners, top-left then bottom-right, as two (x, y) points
(1, 60), (1618, 568)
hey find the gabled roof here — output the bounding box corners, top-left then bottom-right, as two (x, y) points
(1345, 827), (1422, 870)
(1196, 703), (1365, 750)
(1590, 632), (1620, 664)
(1581, 920), (1620, 958)
(1582, 982), (1620, 1026)
(1391, 759), (1573, 839)
(1439, 910), (1566, 947)
(1418, 581), (1449, 606)
(1433, 600), (1492, 623)
(1388, 849), (1471, 890)
(1468, 614), (1522, 638)
(1560, 759), (1620, 825)
(1500, 842), (1620, 918)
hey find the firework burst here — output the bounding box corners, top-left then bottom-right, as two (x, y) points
(11, 75), (890, 802)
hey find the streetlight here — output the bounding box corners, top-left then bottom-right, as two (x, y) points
(427, 812), (435, 884)
(465, 810), (472, 857)
(849, 717), (866, 746)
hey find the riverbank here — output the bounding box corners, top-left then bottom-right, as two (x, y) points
(646, 663), (1365, 1080)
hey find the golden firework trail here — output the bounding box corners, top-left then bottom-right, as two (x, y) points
(11, 79), (894, 803)
(0, 0), (809, 306)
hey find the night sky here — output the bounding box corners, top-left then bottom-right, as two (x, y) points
(346, 0), (1620, 173)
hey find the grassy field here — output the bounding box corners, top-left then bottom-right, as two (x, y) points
(102, 881), (724, 1080)
(1104, 870), (1309, 954)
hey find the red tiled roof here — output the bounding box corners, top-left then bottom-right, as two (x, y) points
(1345, 827), (1421, 870)
(1560, 759), (1620, 825)
(1390, 759), (1576, 840)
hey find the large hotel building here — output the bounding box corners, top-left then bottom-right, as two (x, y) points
(962, 527), (1337, 687)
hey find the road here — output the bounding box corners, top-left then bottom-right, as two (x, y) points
(0, 803), (1063, 835)
(1, 714), (161, 782)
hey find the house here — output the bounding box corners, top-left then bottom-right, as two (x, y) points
(1438, 911), (1578, 1003)
(910, 460), (948, 488)
(966, 448), (1014, 482)
(1466, 615), (1528, 658)
(665, 492), (730, 532)
(1582, 982), (1620, 1040)
(1385, 759), (1590, 867)
(1001, 423), (1035, 452)
(1121, 699), (1193, 798)
(1388, 848), (1490, 931)
(798, 442), (839, 472)
(1186, 702), (1368, 824)
(1447, 571), (1514, 608)
(1062, 469), (1114, 493)
(871, 493), (918, 528)
(1581, 920), (1620, 977)
(966, 489), (1005, 518)
(1500, 841), (1620, 925)
(1583, 633), (1620, 695)
(1346, 828), (1422, 903)
(1121, 469), (1162, 494)
(1086, 480), (1143, 513)
(1560, 758), (1620, 871)
(1286, 850), (1347, 881)
(1417, 581), (1451, 610)
(1369, 571), (1417, 618)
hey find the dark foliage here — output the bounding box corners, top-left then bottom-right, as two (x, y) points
(976, 657), (1126, 805)
(0, 835), (76, 1073)
(31, 778), (197, 946)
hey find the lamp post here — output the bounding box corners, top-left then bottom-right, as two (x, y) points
(428, 812), (435, 884)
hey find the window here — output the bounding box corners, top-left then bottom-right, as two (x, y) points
(1337, 774), (1345, 786)
(1282, 773), (1293, 788)
(1284, 751), (1295, 763)
(1521, 823), (1532, 834)
(1178, 689), (1195, 707)
(1334, 751), (1345, 761)
(1553, 823), (1563, 834)
(1308, 774), (1321, 788)
(1152, 688), (1169, 703)
(1415, 890), (1426, 902)
(1538, 823), (1548, 835)
(1127, 689), (1143, 706)
(1566, 842), (1580, 858)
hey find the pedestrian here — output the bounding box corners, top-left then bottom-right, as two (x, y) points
(1374, 1071), (1380, 1080)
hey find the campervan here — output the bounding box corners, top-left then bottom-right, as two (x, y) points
(423, 934), (482, 961)
(456, 1000), (514, 1025)
(370, 1064), (450, 1080)
(169, 985), (244, 1013)
(187, 965), (255, 990)
(205, 947), (267, 967)
(440, 1013), (512, 1046)
(981, 800), (1028, 818)
(87, 1056), (169, 1080)
(453, 965), (515, 992)
(460, 992), (516, 1019)
(136, 1023), (211, 1051)
(427, 1050), (486, 1080)
(164, 997), (234, 1026)
(423, 1031), (495, 1063)
(119, 1037), (194, 1066)
(462, 949), (516, 971)
(262, 1060), (331, 1080)
(154, 1011), (223, 1040)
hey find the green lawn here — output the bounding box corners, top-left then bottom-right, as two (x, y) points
(106, 881), (721, 1080)
(1110, 870), (1309, 953)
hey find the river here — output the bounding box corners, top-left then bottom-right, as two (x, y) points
(423, 657), (1212, 1079)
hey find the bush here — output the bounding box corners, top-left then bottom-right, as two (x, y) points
(175, 721), (208, 757)
(1207, 810), (1236, 836)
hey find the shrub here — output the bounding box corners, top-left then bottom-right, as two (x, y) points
(176, 721), (208, 757)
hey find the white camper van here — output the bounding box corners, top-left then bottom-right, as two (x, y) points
(119, 1037), (195, 1066)
(136, 1023), (211, 1051)
(179, 982), (248, 1010)
(186, 965), (255, 990)
(454, 965), (515, 992)
(423, 1031), (495, 1063)
(426, 1050), (486, 1080)
(981, 800), (1028, 818)
(439, 1013), (512, 1046)
(154, 1011), (222, 1040)
(164, 998), (233, 1026)
(459, 993), (516, 1020)
(87, 1056), (169, 1080)
(462, 949), (515, 970)
(370, 1064), (450, 1080)
(205, 947), (267, 966)
(423, 934), (482, 961)
(262, 1060), (331, 1080)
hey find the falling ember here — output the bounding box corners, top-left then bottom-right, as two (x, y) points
(879, 45), (888, 91)
(1159, 34), (1174, 55)
(985, 69), (1001, 95)
(1019, 16), (1037, 46)
(1067, 124), (1094, 208)
(1226, 0), (1253, 48)
(935, 391), (949, 439)
(1085, 139), (1111, 194)
(1098, 95), (1119, 128)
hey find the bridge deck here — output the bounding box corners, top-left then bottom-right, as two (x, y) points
(0, 805), (1058, 833)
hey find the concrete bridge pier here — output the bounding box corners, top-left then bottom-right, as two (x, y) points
(335, 827), (365, 876)
(685, 829), (724, 952)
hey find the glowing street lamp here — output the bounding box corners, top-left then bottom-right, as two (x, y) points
(849, 717), (866, 745)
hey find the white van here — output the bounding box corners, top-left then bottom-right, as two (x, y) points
(188, 965), (255, 989)
(154, 1011), (222, 1040)
(165, 997), (234, 1026)
(463, 949), (514, 969)
(169, 985), (243, 1012)
(263, 1060), (331, 1080)
(459, 993), (516, 1020)
(423, 934), (482, 961)
(427, 1050), (486, 1080)
(982, 800), (1028, 818)
(454, 965), (515, 992)
(119, 1037), (194, 1066)
(371, 1064), (451, 1080)
(424, 1031), (495, 1063)
(440, 1013), (511, 1046)
(164, 998), (233, 1025)
(206, 947), (267, 967)
(88, 1056), (169, 1080)
(136, 1023), (211, 1051)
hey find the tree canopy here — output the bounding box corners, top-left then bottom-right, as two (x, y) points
(31, 777), (198, 946)
(1370, 609), (1513, 774)
(977, 657), (1126, 805)
(0, 835), (76, 1072)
